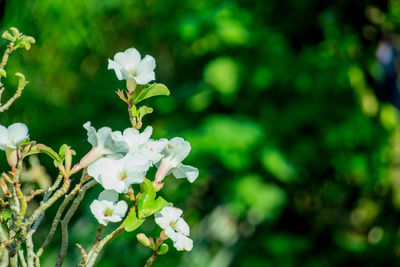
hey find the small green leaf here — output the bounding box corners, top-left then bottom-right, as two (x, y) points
(9, 27), (20, 37)
(137, 179), (156, 218)
(158, 244), (169, 255)
(27, 144), (60, 165)
(131, 104), (138, 116)
(137, 179), (168, 218)
(0, 69), (6, 78)
(133, 83), (170, 104)
(17, 39), (31, 50)
(15, 73), (28, 87)
(123, 208), (144, 232)
(137, 105), (153, 121)
(24, 36), (36, 44)
(2, 30), (15, 42)
(150, 197), (168, 214)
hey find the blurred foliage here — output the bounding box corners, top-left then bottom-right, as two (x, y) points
(2, 0), (400, 266)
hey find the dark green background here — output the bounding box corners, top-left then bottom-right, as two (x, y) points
(1, 0), (400, 266)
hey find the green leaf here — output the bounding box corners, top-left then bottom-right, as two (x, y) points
(133, 83), (170, 104)
(2, 30), (15, 42)
(137, 179), (156, 218)
(158, 244), (169, 255)
(18, 39), (31, 50)
(137, 105), (153, 121)
(15, 73), (28, 88)
(150, 197), (168, 214)
(0, 69), (6, 78)
(131, 104), (138, 116)
(27, 144), (61, 166)
(59, 144), (69, 157)
(137, 179), (168, 218)
(123, 207), (144, 232)
(9, 27), (20, 37)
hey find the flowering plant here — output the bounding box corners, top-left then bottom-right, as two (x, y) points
(0, 27), (198, 267)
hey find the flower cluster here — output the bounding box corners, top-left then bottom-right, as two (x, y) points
(84, 124), (197, 194)
(84, 47), (198, 252)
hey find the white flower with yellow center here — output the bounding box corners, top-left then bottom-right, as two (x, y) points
(87, 153), (151, 193)
(78, 122), (129, 169)
(122, 126), (167, 165)
(155, 207), (193, 251)
(155, 137), (198, 183)
(90, 190), (128, 226)
(108, 47), (156, 85)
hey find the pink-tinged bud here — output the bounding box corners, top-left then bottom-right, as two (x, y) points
(126, 78), (137, 94)
(154, 159), (171, 184)
(5, 148), (17, 168)
(76, 146), (104, 171)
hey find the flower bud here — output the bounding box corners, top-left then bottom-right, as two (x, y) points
(127, 78), (137, 94)
(137, 233), (151, 247)
(5, 148), (17, 168)
(158, 244), (169, 255)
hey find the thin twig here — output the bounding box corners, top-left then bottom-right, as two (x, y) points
(83, 225), (125, 267)
(0, 78), (28, 112)
(10, 178), (71, 257)
(144, 252), (158, 267)
(76, 244), (87, 267)
(18, 250), (27, 267)
(36, 182), (83, 257)
(26, 231), (35, 267)
(55, 179), (96, 267)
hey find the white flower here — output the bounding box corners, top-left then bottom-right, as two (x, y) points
(0, 123), (29, 150)
(87, 153), (151, 193)
(122, 126), (168, 164)
(155, 206), (193, 251)
(108, 47), (156, 85)
(90, 190), (128, 226)
(155, 137), (198, 183)
(78, 122), (129, 169)
(84, 122), (128, 154)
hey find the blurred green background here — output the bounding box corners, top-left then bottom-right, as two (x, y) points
(2, 0), (400, 266)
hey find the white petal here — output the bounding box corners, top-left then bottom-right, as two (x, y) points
(0, 125), (8, 150)
(139, 126), (153, 143)
(137, 55), (156, 75)
(107, 59), (124, 80)
(113, 200), (128, 217)
(164, 226), (178, 242)
(102, 179), (127, 193)
(123, 174), (145, 186)
(124, 153), (151, 172)
(166, 137), (191, 166)
(88, 158), (118, 184)
(171, 164), (199, 183)
(114, 48), (141, 71)
(175, 217), (190, 236)
(106, 215), (124, 223)
(8, 123), (29, 147)
(134, 71), (155, 85)
(174, 233), (193, 251)
(98, 190), (119, 203)
(162, 206), (183, 222)
(90, 200), (107, 225)
(83, 122), (97, 147)
(154, 212), (171, 229)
